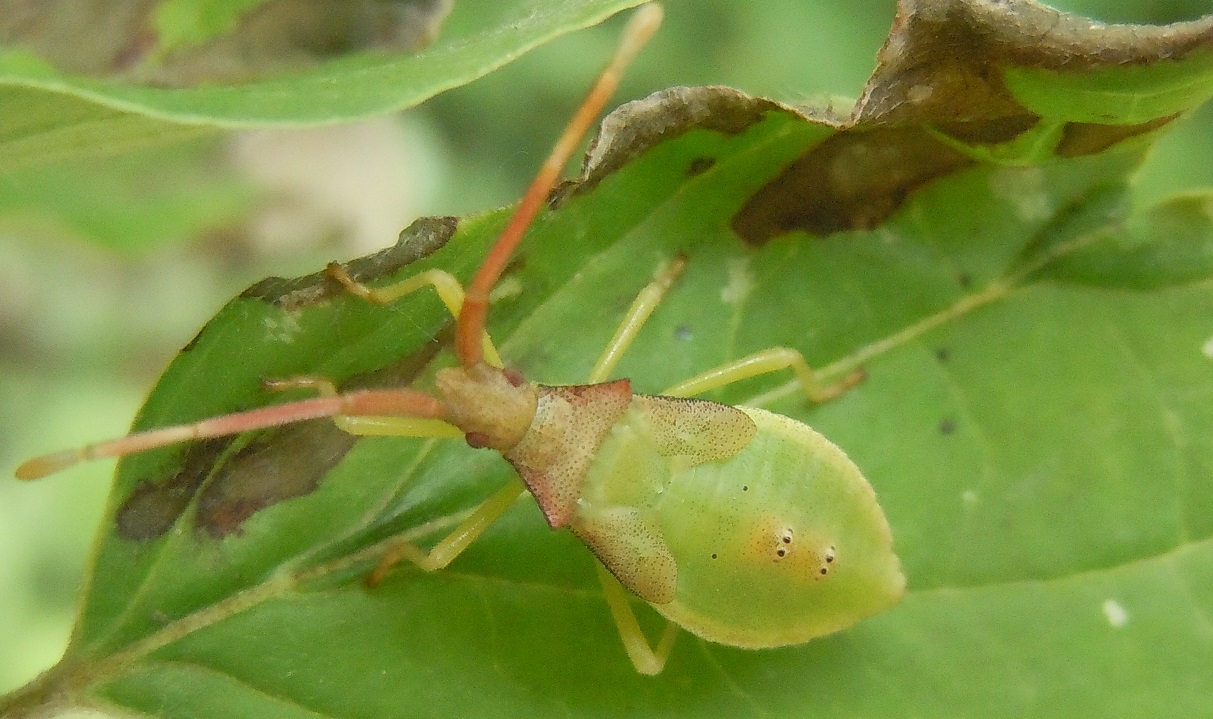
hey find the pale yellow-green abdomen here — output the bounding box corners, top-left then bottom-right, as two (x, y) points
(579, 402), (904, 649)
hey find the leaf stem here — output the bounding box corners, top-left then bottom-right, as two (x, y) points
(0, 510), (473, 716)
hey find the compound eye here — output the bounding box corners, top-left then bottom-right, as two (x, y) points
(503, 366), (527, 387)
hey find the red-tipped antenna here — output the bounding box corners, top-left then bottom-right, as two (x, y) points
(454, 3), (664, 368)
(15, 388), (445, 480)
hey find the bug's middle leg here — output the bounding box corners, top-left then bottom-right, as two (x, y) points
(580, 258), (688, 673)
(367, 477), (527, 585)
(586, 255), (686, 383)
(660, 347), (865, 403)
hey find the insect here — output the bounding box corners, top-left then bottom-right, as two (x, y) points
(16, 3), (904, 675)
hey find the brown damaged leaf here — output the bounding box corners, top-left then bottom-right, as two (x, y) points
(240, 215), (458, 311)
(0, 0), (452, 86)
(115, 437), (232, 540)
(733, 126), (974, 240)
(570, 0), (1213, 245)
(575, 87), (980, 244)
(116, 223), (456, 541)
(193, 419), (357, 538)
(575, 85), (782, 194)
(190, 332), (450, 538)
(856, 0), (1213, 135)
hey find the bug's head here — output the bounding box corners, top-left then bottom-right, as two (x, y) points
(435, 363), (537, 451)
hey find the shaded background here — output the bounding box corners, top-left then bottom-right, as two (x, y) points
(1, 0), (1210, 695)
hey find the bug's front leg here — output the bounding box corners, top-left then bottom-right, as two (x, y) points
(263, 376), (463, 439)
(325, 262), (505, 368)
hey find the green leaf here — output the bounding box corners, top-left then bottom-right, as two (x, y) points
(1033, 192), (1213, 289)
(10, 92), (1212, 718)
(153, 0), (272, 52)
(1005, 48), (1213, 125)
(0, 0), (647, 169)
(5, 1), (1213, 717)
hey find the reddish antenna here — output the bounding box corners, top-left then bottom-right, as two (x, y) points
(15, 389), (446, 480)
(13, 4), (664, 481)
(454, 3), (664, 367)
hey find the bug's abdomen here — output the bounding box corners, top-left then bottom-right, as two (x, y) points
(657, 407), (903, 648)
(578, 400), (904, 649)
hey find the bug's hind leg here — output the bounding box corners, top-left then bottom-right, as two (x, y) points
(596, 563), (678, 675)
(367, 477), (527, 585)
(325, 262), (505, 368)
(660, 347), (865, 403)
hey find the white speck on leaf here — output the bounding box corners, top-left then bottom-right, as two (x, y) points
(876, 227), (900, 245)
(989, 167), (1051, 222)
(720, 257), (754, 306)
(263, 312), (302, 343)
(962, 490), (978, 505)
(1202, 335), (1213, 359)
(1102, 599), (1129, 628)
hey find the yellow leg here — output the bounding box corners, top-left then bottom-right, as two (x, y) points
(367, 477), (527, 585)
(587, 256), (686, 383)
(597, 563), (678, 676)
(262, 376), (463, 438)
(661, 347), (865, 403)
(326, 263), (505, 369)
(263, 377), (524, 584)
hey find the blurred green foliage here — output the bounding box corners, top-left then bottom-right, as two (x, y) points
(1, 0), (1210, 702)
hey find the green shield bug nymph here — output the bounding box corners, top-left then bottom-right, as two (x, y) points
(16, 3), (904, 675)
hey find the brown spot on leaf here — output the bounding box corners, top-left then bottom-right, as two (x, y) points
(1056, 114), (1180, 157)
(115, 437), (231, 540)
(192, 330), (447, 538)
(687, 157), (716, 176)
(195, 419), (356, 538)
(121, 321), (448, 540)
(241, 215), (457, 310)
(732, 127), (973, 243)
